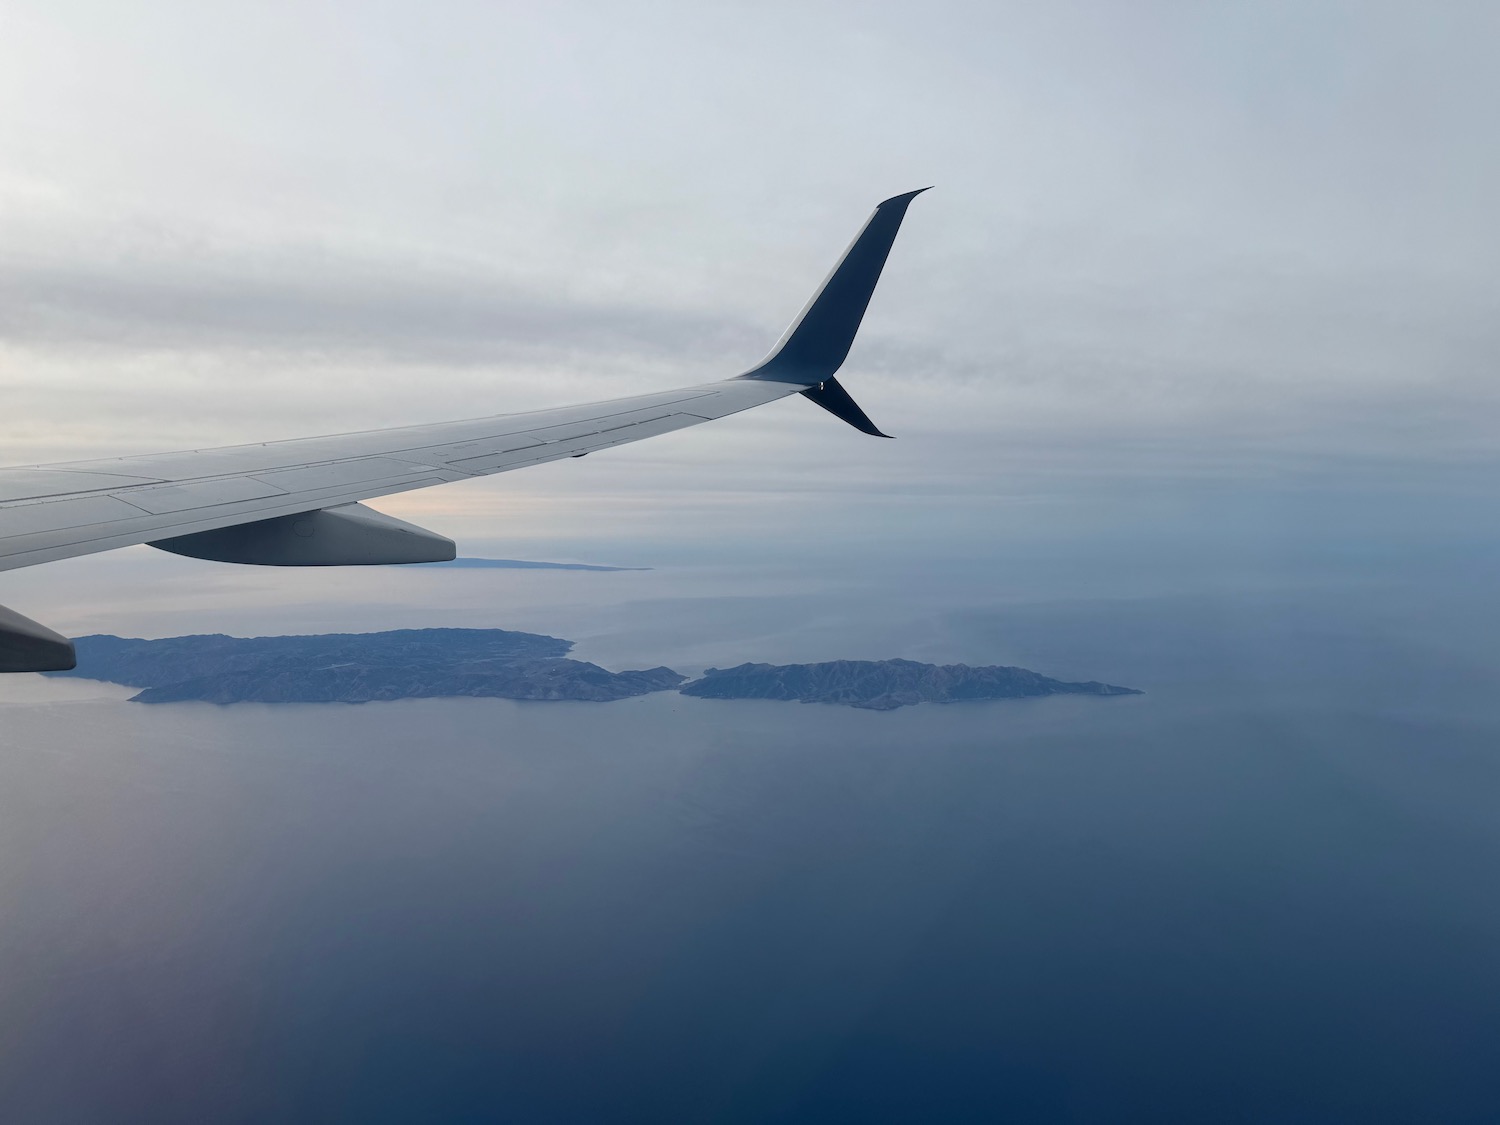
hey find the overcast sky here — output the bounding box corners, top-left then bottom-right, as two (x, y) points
(3, 0), (1498, 611)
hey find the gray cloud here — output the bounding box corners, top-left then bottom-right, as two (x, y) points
(0, 252), (767, 368)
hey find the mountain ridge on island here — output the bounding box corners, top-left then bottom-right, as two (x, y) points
(681, 658), (1140, 711)
(46, 628), (1141, 710)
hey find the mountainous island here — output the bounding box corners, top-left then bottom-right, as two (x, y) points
(681, 659), (1139, 710)
(48, 629), (1141, 710)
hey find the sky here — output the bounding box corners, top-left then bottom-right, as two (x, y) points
(2, 0), (1499, 628)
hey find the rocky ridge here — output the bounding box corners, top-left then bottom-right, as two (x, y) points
(680, 658), (1140, 710)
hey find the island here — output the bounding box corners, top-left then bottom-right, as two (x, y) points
(680, 659), (1140, 711)
(54, 630), (683, 704)
(47, 629), (1141, 709)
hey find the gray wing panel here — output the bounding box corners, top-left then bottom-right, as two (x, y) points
(0, 378), (795, 573)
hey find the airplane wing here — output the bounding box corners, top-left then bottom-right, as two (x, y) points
(0, 188), (928, 671)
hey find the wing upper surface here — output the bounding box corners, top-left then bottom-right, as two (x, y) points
(0, 377), (795, 573)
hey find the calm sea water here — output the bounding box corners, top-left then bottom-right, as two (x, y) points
(0, 574), (1498, 1122)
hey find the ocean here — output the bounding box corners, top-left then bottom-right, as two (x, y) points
(0, 557), (1497, 1122)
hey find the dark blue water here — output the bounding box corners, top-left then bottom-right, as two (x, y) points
(1, 581), (1498, 1122)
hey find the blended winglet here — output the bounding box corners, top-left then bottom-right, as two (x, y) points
(742, 187), (930, 387)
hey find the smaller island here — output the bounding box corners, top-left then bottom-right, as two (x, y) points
(48, 629), (1141, 709)
(681, 658), (1140, 711)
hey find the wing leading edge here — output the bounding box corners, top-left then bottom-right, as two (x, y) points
(0, 190), (928, 670)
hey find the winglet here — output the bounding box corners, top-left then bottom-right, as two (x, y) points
(741, 188), (930, 387)
(800, 376), (893, 438)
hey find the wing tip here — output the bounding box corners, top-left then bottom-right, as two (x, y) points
(879, 186), (934, 209)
